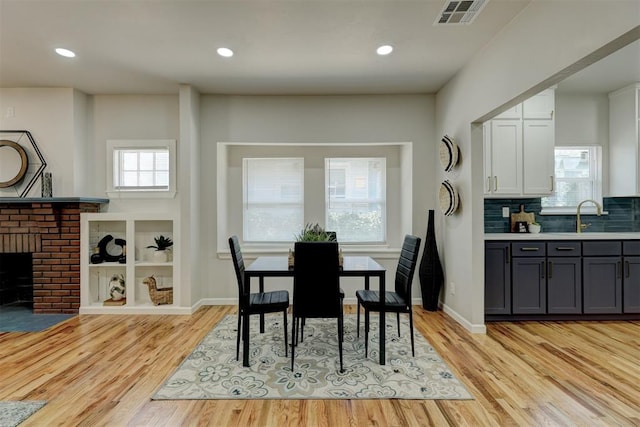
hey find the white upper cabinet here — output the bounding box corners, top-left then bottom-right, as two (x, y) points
(484, 88), (556, 197)
(486, 120), (523, 195)
(522, 120), (555, 194)
(523, 88), (555, 119)
(608, 83), (640, 197)
(494, 104), (521, 120)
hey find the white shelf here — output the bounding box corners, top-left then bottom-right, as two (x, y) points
(135, 261), (173, 267)
(80, 213), (181, 314)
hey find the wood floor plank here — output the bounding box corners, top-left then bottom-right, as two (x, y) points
(1, 305), (638, 426)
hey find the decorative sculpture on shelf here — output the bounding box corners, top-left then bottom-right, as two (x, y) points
(108, 274), (126, 301)
(90, 235), (126, 264)
(143, 275), (173, 305)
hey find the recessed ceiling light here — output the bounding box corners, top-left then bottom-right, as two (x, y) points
(217, 47), (234, 58)
(376, 45), (393, 56)
(55, 48), (76, 58)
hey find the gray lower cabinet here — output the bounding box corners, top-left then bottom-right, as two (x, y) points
(624, 256), (640, 313)
(485, 242), (511, 315)
(485, 239), (639, 318)
(546, 241), (582, 314)
(583, 241), (622, 314)
(623, 241), (640, 313)
(512, 242), (546, 314)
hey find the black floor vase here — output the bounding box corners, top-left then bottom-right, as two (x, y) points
(418, 210), (444, 311)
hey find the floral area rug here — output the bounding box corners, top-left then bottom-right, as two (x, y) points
(153, 314), (473, 400)
(0, 401), (46, 427)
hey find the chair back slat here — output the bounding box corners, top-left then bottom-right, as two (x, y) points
(394, 235), (422, 302)
(293, 241), (341, 318)
(228, 236), (248, 301)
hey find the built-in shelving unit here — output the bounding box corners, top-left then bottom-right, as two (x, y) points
(80, 213), (186, 314)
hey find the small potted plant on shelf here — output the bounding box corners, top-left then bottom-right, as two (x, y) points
(528, 222), (542, 234)
(147, 235), (173, 263)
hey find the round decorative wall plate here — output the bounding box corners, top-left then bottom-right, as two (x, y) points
(439, 135), (459, 172)
(0, 139), (29, 188)
(439, 180), (460, 216)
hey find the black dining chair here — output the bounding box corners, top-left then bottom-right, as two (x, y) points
(291, 241), (344, 372)
(294, 231), (343, 344)
(355, 234), (421, 357)
(229, 235), (289, 364)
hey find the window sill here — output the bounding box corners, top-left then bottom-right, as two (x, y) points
(539, 208), (608, 216)
(106, 190), (176, 199)
(218, 244), (401, 260)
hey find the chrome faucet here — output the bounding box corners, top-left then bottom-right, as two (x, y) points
(576, 199), (602, 233)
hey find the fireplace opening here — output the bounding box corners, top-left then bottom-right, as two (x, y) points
(0, 253), (33, 308)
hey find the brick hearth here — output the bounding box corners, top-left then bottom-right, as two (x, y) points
(0, 200), (106, 314)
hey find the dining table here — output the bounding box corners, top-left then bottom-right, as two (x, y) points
(243, 255), (387, 367)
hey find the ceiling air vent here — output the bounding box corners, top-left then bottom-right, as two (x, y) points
(435, 0), (488, 25)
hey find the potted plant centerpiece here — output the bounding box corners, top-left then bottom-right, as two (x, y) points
(295, 223), (333, 242)
(290, 223), (342, 268)
(147, 235), (173, 263)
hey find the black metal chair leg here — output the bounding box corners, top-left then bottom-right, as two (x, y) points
(291, 314), (296, 371)
(338, 315), (344, 373)
(397, 312), (401, 336)
(236, 311), (242, 361)
(364, 309), (369, 358)
(283, 309), (288, 357)
(409, 310), (415, 357)
(356, 301), (360, 338)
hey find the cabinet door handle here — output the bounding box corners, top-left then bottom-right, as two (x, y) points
(520, 247), (540, 251)
(555, 247), (575, 251)
(626, 260), (630, 278)
(541, 261), (545, 279)
(548, 261), (553, 279)
(550, 176), (554, 192)
(617, 261), (622, 279)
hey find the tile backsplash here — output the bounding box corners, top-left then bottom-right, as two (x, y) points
(484, 197), (640, 233)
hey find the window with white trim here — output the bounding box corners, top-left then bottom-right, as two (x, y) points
(542, 146), (602, 210)
(114, 149), (169, 189)
(106, 139), (176, 198)
(243, 158), (304, 242)
(325, 158), (386, 243)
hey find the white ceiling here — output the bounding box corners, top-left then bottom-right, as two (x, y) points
(2, 1), (637, 97)
(0, 0), (535, 95)
(557, 39), (640, 95)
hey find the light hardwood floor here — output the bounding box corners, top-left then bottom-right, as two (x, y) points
(1, 305), (638, 426)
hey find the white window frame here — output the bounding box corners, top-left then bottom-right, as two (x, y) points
(106, 139), (176, 198)
(216, 141), (413, 256)
(242, 157), (305, 243)
(325, 157), (387, 243)
(541, 145), (603, 215)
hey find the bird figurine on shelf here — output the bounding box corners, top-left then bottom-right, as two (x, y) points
(143, 275), (173, 305)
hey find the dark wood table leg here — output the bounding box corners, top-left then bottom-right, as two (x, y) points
(364, 276), (370, 290)
(379, 273), (385, 365)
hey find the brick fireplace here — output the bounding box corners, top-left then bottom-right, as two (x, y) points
(0, 199), (107, 314)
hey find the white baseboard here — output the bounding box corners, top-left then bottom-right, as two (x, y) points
(441, 303), (486, 334)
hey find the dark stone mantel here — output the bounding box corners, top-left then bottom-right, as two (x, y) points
(0, 197), (109, 205)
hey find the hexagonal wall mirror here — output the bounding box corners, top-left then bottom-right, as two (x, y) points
(0, 130), (47, 197)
